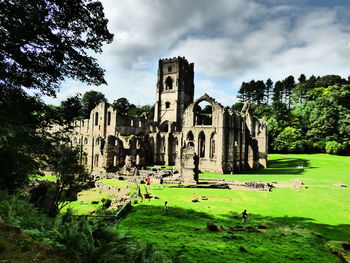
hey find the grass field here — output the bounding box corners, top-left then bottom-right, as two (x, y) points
(114, 154), (350, 262)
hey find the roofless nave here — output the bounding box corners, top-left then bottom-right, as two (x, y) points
(69, 57), (268, 183)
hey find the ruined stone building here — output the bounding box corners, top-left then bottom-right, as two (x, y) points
(70, 57), (268, 182)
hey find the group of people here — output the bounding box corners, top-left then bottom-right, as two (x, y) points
(245, 181), (272, 191)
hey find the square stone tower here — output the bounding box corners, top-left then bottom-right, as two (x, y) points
(154, 57), (194, 130)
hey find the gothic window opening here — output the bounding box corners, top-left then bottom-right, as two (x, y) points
(168, 66), (172, 72)
(210, 133), (216, 159)
(107, 111), (111, 126)
(165, 102), (170, 109)
(95, 112), (98, 126)
(198, 132), (206, 158)
(113, 155), (117, 166)
(159, 121), (169, 132)
(194, 101), (212, 126)
(84, 137), (88, 144)
(186, 131), (194, 141)
(165, 76), (173, 90)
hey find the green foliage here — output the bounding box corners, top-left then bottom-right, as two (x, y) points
(81, 91), (107, 118)
(0, 192), (170, 263)
(128, 104), (155, 119)
(235, 74), (350, 154)
(113, 97), (134, 115)
(325, 141), (344, 155)
(0, 88), (55, 192)
(272, 127), (305, 153)
(59, 94), (83, 123)
(49, 145), (91, 216)
(0, 0), (113, 96)
(0, 0), (113, 193)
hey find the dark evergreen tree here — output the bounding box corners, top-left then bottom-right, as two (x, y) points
(254, 80), (266, 105)
(265, 78), (273, 104)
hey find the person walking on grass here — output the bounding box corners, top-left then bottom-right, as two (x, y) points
(241, 209), (248, 224)
(146, 175), (151, 186)
(164, 201), (168, 214)
(160, 175), (164, 188)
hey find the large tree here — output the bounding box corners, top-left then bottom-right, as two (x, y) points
(112, 98), (135, 115)
(81, 90), (107, 118)
(0, 0), (113, 192)
(0, 0), (114, 96)
(59, 94), (83, 124)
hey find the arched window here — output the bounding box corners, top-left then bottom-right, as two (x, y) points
(165, 102), (170, 109)
(159, 121), (169, 132)
(198, 132), (205, 158)
(107, 111), (111, 126)
(95, 112), (99, 126)
(84, 137), (88, 144)
(113, 155), (117, 166)
(165, 76), (173, 90)
(186, 131), (194, 141)
(210, 133), (216, 159)
(194, 101), (212, 126)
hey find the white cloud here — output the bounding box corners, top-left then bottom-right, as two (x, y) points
(49, 0), (350, 106)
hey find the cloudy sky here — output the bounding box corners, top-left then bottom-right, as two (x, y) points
(46, 0), (350, 106)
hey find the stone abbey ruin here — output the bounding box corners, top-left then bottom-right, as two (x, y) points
(69, 57), (268, 183)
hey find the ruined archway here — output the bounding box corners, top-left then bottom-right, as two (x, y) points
(194, 101), (212, 125)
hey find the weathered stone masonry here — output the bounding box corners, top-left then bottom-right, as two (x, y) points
(68, 56), (268, 181)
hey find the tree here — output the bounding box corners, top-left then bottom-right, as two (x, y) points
(0, 0), (113, 192)
(272, 81), (284, 104)
(49, 145), (91, 216)
(59, 94), (83, 123)
(0, 0), (114, 96)
(81, 90), (107, 118)
(112, 98), (135, 115)
(265, 78), (273, 104)
(237, 82), (249, 102)
(283, 75), (295, 109)
(273, 127), (305, 153)
(128, 105), (154, 119)
(0, 88), (55, 192)
(254, 80), (266, 105)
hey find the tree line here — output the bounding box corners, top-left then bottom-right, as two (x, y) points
(234, 74), (350, 154)
(56, 90), (154, 125)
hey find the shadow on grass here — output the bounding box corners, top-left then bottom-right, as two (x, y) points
(240, 158), (318, 176)
(118, 204), (350, 262)
(268, 158), (311, 169)
(123, 204), (350, 243)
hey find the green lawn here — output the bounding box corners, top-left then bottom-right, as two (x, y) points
(115, 154), (350, 262)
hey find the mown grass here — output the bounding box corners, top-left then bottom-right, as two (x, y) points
(115, 154), (350, 262)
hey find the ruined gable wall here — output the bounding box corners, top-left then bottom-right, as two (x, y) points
(181, 95), (226, 174)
